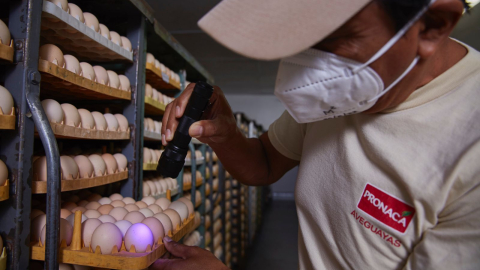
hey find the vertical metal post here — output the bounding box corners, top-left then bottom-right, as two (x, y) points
(207, 147), (214, 251)
(218, 159), (226, 262)
(198, 144), (206, 248)
(121, 11), (146, 200)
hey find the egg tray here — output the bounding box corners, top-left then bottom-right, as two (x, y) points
(32, 170), (128, 194)
(145, 63), (181, 91)
(39, 121), (130, 140)
(40, 1), (133, 62)
(143, 163), (158, 171)
(144, 130), (161, 141)
(184, 157), (205, 166)
(30, 211), (196, 270)
(144, 96), (166, 116)
(0, 247), (6, 270)
(38, 60), (131, 101)
(0, 180), (9, 202)
(0, 108), (15, 130)
(0, 40), (14, 63)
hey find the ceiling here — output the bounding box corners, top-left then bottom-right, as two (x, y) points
(146, 0), (480, 95)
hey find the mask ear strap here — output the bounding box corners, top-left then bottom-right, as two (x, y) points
(353, 0), (436, 73)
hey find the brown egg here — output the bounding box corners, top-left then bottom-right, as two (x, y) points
(33, 157), (47, 181)
(109, 207), (128, 220)
(60, 156), (79, 180)
(84, 209), (101, 219)
(162, 209), (181, 230)
(152, 89), (159, 102)
(113, 153), (128, 172)
(101, 153), (118, 174)
(63, 55), (81, 75)
(145, 84), (153, 97)
(91, 112), (107, 131)
(142, 217), (165, 243)
(135, 201), (148, 209)
(146, 53), (155, 64)
(177, 197), (194, 216)
(147, 204), (162, 214)
(87, 193), (102, 202)
(122, 197), (135, 204)
(155, 59), (162, 70)
(81, 218), (102, 248)
(93, 66), (109, 85)
(73, 155), (94, 178)
(120, 36), (132, 51)
(97, 204), (114, 215)
(102, 113), (118, 132)
(149, 150), (158, 166)
(124, 203), (140, 212)
(60, 103), (81, 127)
(110, 200), (125, 208)
(153, 213), (173, 234)
(85, 201), (101, 210)
(79, 62), (96, 81)
(123, 211), (145, 224)
(0, 85), (13, 116)
(168, 201), (188, 221)
(40, 219), (72, 246)
(47, 0), (68, 11)
(98, 24), (110, 40)
(77, 200), (89, 207)
(0, 19), (11, 45)
(143, 147), (152, 164)
(109, 31), (122, 46)
(155, 198), (171, 210)
(30, 209), (45, 220)
(118, 75), (131, 92)
(83, 12), (99, 32)
(106, 71), (120, 89)
(39, 44), (65, 67)
(138, 208), (154, 218)
(109, 193), (123, 201)
(67, 3), (84, 22)
(41, 99), (64, 124)
(60, 208), (72, 219)
(114, 114), (128, 132)
(143, 182), (150, 197)
(77, 109), (95, 130)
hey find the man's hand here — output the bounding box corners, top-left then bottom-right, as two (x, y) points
(150, 236), (229, 270)
(161, 83), (238, 146)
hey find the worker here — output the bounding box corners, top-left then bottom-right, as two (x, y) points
(152, 0), (480, 269)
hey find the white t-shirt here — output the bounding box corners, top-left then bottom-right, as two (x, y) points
(268, 43), (480, 270)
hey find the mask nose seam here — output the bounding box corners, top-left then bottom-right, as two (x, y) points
(283, 75), (343, 93)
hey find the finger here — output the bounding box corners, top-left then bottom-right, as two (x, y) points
(175, 83), (195, 118)
(161, 103), (173, 141)
(189, 119), (224, 138)
(163, 236), (197, 259)
(165, 99), (179, 142)
(149, 258), (180, 270)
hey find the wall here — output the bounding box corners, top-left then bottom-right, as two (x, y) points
(225, 94), (298, 199)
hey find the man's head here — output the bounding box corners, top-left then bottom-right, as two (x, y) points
(200, 0), (467, 112)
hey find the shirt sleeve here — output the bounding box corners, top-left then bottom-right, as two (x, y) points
(402, 143), (480, 270)
(268, 110), (307, 161)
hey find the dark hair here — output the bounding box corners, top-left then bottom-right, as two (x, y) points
(379, 0), (471, 30)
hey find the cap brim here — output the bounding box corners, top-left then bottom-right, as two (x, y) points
(198, 0), (371, 60)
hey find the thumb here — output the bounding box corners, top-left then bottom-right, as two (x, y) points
(189, 120), (221, 138)
(163, 236), (196, 259)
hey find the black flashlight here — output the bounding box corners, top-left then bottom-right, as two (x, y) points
(157, 81), (214, 178)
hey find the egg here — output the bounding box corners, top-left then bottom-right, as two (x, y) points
(91, 223), (123, 254)
(123, 211), (145, 224)
(107, 70), (120, 89)
(67, 3), (84, 22)
(77, 200), (88, 207)
(60, 156), (79, 180)
(66, 213), (87, 226)
(79, 62), (96, 81)
(177, 197), (194, 217)
(120, 36), (132, 52)
(0, 19), (11, 45)
(101, 153), (118, 175)
(98, 24), (110, 40)
(113, 153), (128, 172)
(93, 66), (109, 85)
(83, 13), (99, 32)
(143, 147), (152, 164)
(39, 44), (64, 67)
(63, 55), (81, 75)
(109, 193), (123, 201)
(122, 197), (135, 204)
(90, 111), (107, 131)
(124, 203), (140, 212)
(0, 86), (13, 116)
(142, 182), (150, 197)
(142, 217), (165, 244)
(103, 113), (119, 132)
(31, 214), (47, 242)
(124, 223), (153, 252)
(114, 114), (129, 132)
(118, 75), (131, 92)
(154, 60), (161, 70)
(153, 180), (163, 194)
(109, 31), (122, 46)
(162, 209), (181, 230)
(154, 121), (162, 134)
(155, 150), (162, 162)
(147, 204), (162, 215)
(97, 197), (112, 205)
(146, 53), (155, 64)
(152, 89), (159, 101)
(73, 155), (94, 178)
(81, 218), (102, 248)
(85, 201), (101, 210)
(41, 218), (73, 245)
(76, 109), (94, 130)
(60, 103), (81, 127)
(149, 150), (158, 166)
(134, 201), (148, 210)
(145, 84), (153, 97)
(138, 208), (154, 218)
(146, 181), (157, 196)
(168, 201), (188, 221)
(68, 194), (81, 203)
(87, 193), (102, 202)
(109, 207), (128, 221)
(88, 154), (106, 177)
(153, 213), (173, 235)
(47, 0), (68, 11)
(31, 209), (45, 220)
(114, 220), (132, 238)
(111, 200), (126, 208)
(60, 208), (72, 219)
(145, 118), (154, 132)
(84, 209), (101, 219)
(0, 159), (7, 186)
(155, 198), (171, 210)
(141, 196), (155, 206)
(71, 206), (86, 213)
(98, 214), (116, 223)
(41, 99), (64, 124)
(97, 204), (114, 215)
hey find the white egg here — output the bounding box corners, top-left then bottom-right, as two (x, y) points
(0, 85), (14, 115)
(64, 55), (81, 75)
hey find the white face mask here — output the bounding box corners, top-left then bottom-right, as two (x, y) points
(274, 1), (433, 123)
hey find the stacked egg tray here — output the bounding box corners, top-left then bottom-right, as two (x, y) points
(30, 211), (196, 269)
(0, 180), (9, 202)
(0, 247), (6, 270)
(38, 59), (131, 101)
(0, 39), (13, 63)
(144, 96), (166, 116)
(0, 107), (15, 130)
(41, 120), (130, 140)
(40, 1), (132, 62)
(145, 63), (181, 91)
(144, 130), (162, 141)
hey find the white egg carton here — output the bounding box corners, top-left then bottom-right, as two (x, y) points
(0, 39), (13, 63)
(143, 162), (158, 171)
(41, 1), (133, 62)
(0, 180), (9, 202)
(42, 120), (130, 140)
(30, 211), (196, 269)
(143, 129), (162, 141)
(184, 157), (205, 166)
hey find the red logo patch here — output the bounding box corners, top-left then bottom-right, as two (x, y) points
(357, 183), (415, 234)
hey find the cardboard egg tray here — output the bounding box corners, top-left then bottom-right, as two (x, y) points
(0, 180), (9, 202)
(0, 40), (14, 63)
(0, 247), (6, 270)
(143, 130), (162, 141)
(144, 96), (166, 116)
(143, 162), (158, 171)
(38, 60), (131, 101)
(0, 107), (15, 130)
(145, 63), (181, 91)
(40, 1), (133, 62)
(30, 211), (196, 269)
(32, 170), (128, 194)
(39, 121), (130, 140)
